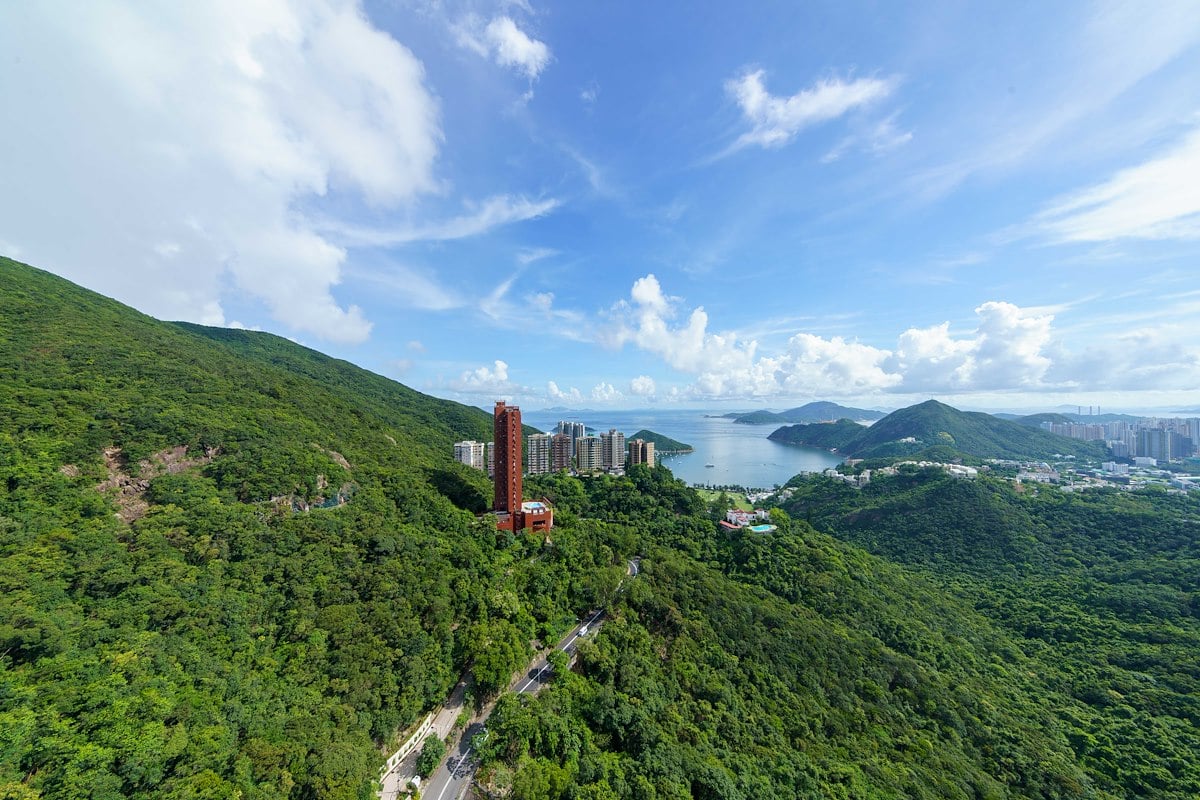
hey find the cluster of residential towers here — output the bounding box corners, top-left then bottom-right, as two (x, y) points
(454, 418), (654, 478)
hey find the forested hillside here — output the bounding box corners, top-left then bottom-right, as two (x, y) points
(769, 400), (1105, 460)
(4, 258), (1197, 800)
(480, 468), (1128, 799)
(627, 429), (693, 453)
(780, 469), (1200, 798)
(0, 259), (624, 799)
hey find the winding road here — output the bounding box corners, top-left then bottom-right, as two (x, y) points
(419, 557), (641, 800)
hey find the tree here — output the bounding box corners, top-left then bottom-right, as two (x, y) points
(415, 736), (446, 778)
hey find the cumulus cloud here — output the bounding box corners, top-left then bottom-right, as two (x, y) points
(1034, 125), (1200, 242)
(885, 302), (1054, 391)
(608, 275), (1199, 399)
(726, 69), (897, 152)
(605, 274), (759, 376)
(547, 381), (583, 404)
(450, 360), (519, 395)
(455, 14), (551, 80)
(0, 0), (447, 344)
(591, 382), (623, 403)
(630, 375), (656, 397)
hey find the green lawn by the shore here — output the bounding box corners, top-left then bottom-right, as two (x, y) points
(695, 488), (754, 510)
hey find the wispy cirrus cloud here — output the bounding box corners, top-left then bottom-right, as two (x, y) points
(319, 194), (559, 247)
(724, 69), (899, 154)
(1034, 125), (1200, 242)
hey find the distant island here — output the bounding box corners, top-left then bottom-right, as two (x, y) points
(768, 400), (1107, 461)
(732, 401), (886, 425)
(628, 428), (693, 453)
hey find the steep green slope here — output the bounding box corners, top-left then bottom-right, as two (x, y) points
(771, 400), (1105, 460)
(483, 467), (1115, 799)
(856, 401), (1106, 459)
(780, 470), (1200, 798)
(0, 259), (617, 800)
(627, 429), (692, 453)
(6, 258), (1187, 800)
(767, 418), (867, 449)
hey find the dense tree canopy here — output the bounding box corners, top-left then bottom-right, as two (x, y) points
(3, 259), (1196, 799)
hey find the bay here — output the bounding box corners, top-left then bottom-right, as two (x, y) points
(520, 408), (843, 490)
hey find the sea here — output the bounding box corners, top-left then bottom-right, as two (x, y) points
(520, 409), (843, 490)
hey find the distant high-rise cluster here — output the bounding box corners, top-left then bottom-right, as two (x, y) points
(456, 413), (657, 484)
(1043, 414), (1199, 463)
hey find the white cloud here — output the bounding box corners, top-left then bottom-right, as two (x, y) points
(605, 274), (759, 377)
(0, 0), (442, 344)
(591, 382), (622, 402)
(454, 14), (550, 80)
(517, 246), (558, 264)
(630, 375), (656, 397)
(321, 195), (559, 247)
(348, 262), (463, 311)
(823, 111), (913, 163)
(407, 339), (426, 352)
(547, 381), (583, 404)
(607, 275), (1200, 399)
(481, 273), (521, 320)
(886, 302), (1054, 392)
(523, 291), (588, 340)
(726, 69), (897, 152)
(1034, 125), (1200, 242)
(450, 359), (518, 395)
(903, 3), (1200, 202)
(486, 17), (550, 79)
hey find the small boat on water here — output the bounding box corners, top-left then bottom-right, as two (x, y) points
(705, 463), (715, 468)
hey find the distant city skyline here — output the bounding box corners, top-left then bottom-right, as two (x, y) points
(2, 2), (1199, 410)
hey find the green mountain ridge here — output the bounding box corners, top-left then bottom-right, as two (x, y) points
(769, 399), (1107, 460)
(0, 258), (613, 799)
(732, 401), (886, 425)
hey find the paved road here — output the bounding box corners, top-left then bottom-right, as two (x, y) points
(378, 681), (468, 799)
(421, 609), (605, 800)
(411, 557), (642, 800)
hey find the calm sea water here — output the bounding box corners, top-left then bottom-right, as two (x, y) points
(520, 409), (843, 489)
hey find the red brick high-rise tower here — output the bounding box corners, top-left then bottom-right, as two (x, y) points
(493, 400), (522, 514)
(491, 400), (553, 533)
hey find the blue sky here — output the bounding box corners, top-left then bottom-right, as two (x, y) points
(2, 1), (1199, 411)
